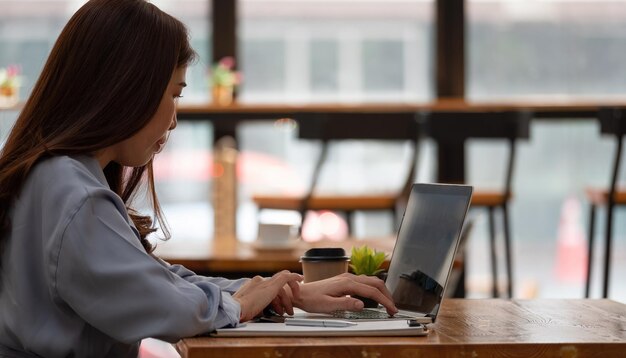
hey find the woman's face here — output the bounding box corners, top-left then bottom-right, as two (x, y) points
(99, 66), (187, 168)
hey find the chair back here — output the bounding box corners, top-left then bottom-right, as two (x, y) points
(297, 112), (420, 141)
(598, 107), (626, 204)
(293, 112), (423, 220)
(599, 107), (626, 136)
(421, 110), (531, 195)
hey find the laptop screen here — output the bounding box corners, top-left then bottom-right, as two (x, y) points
(385, 183), (472, 319)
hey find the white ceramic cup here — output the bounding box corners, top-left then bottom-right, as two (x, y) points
(257, 223), (298, 248)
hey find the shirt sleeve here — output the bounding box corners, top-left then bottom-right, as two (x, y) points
(53, 191), (241, 344)
(151, 256), (249, 294)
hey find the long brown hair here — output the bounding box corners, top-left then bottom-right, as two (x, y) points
(0, 0), (196, 255)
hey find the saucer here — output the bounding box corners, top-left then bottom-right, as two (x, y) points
(251, 240), (299, 252)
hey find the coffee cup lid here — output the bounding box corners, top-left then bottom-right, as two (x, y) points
(300, 247), (349, 262)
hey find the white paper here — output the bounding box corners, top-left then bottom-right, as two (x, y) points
(213, 319), (428, 337)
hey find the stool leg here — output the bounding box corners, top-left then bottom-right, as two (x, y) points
(502, 203), (513, 298)
(585, 204), (596, 298)
(297, 209), (307, 237)
(346, 211), (354, 237)
(392, 207), (399, 232)
(602, 203), (615, 298)
(488, 206), (498, 298)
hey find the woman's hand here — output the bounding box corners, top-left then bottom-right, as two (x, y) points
(233, 270), (302, 322)
(291, 273), (398, 315)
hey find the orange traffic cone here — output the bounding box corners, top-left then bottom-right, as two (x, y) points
(554, 196), (588, 283)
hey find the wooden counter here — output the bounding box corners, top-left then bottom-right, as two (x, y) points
(177, 98), (626, 119)
(154, 237), (396, 277)
(176, 298), (626, 358)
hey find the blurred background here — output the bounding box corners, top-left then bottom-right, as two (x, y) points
(1, 0), (625, 305)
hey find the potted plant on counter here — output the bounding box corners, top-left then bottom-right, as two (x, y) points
(209, 56), (241, 106)
(0, 64), (21, 108)
(349, 245), (388, 307)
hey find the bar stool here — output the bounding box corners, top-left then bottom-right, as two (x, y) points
(584, 107), (626, 298)
(252, 112), (422, 236)
(423, 111), (531, 298)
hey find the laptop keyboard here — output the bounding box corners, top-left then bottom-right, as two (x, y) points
(331, 309), (403, 320)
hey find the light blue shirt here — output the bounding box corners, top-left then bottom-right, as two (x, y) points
(0, 155), (246, 357)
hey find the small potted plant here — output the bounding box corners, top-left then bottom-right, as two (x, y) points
(209, 56), (241, 106)
(0, 64), (22, 108)
(349, 245), (387, 307)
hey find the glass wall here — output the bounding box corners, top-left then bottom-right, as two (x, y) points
(153, 0), (212, 103)
(0, 0), (215, 242)
(239, 0), (434, 103)
(0, 1), (76, 100)
(144, 0), (215, 243)
(468, 0), (626, 100)
(466, 0), (626, 300)
(0, 0), (211, 101)
(3, 0), (625, 301)
(235, 0), (434, 241)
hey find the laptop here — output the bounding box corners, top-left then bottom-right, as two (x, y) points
(296, 183), (473, 324)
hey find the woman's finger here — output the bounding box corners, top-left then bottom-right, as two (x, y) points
(286, 280), (301, 301)
(318, 295), (365, 312)
(340, 279), (397, 314)
(262, 272), (302, 316)
(277, 287), (294, 316)
(270, 271), (303, 289)
(349, 274), (394, 301)
(270, 296), (285, 316)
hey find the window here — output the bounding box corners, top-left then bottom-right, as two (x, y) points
(310, 40), (339, 93)
(466, 0), (626, 299)
(239, 0), (434, 103)
(150, 0), (214, 241)
(0, 0), (211, 102)
(468, 0), (626, 100)
(153, 0), (211, 103)
(236, 0), (433, 241)
(0, 1), (77, 99)
(0, 0), (214, 241)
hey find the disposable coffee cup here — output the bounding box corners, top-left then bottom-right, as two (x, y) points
(300, 248), (350, 283)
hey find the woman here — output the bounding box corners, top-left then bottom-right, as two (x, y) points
(0, 1), (397, 357)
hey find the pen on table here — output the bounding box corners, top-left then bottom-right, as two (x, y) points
(284, 318), (357, 328)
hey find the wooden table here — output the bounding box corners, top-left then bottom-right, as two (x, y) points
(154, 238), (396, 277)
(176, 299), (626, 358)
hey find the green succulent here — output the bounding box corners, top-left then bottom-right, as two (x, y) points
(349, 245), (387, 276)
(210, 57), (241, 87)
